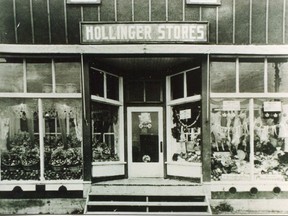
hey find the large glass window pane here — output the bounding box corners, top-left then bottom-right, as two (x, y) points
(55, 60), (81, 93)
(170, 73), (184, 100)
(187, 68), (201, 96)
(27, 59), (52, 93)
(0, 99), (39, 181)
(169, 102), (201, 163)
(43, 99), (83, 180)
(254, 99), (288, 181)
(107, 74), (119, 100)
(90, 69), (104, 97)
(0, 62), (23, 92)
(239, 59), (264, 93)
(210, 99), (250, 181)
(210, 60), (236, 93)
(91, 102), (120, 162)
(268, 59), (288, 93)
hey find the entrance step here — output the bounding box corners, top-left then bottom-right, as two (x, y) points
(84, 178), (212, 215)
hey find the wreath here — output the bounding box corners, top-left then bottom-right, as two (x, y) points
(142, 155), (151, 162)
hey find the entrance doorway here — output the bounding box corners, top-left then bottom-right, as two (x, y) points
(127, 107), (164, 178)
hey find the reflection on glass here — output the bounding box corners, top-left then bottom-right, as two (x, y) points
(187, 68), (201, 96)
(91, 69), (104, 97)
(132, 112), (159, 163)
(55, 61), (81, 93)
(210, 99), (250, 181)
(210, 60), (236, 93)
(91, 102), (119, 162)
(254, 99), (288, 181)
(171, 74), (184, 100)
(239, 60), (264, 93)
(0, 99), (40, 180)
(107, 74), (119, 100)
(27, 60), (52, 93)
(43, 99), (83, 180)
(170, 102), (201, 163)
(268, 59), (288, 93)
(0, 63), (23, 92)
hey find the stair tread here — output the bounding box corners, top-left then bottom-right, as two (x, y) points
(87, 201), (209, 206)
(85, 211), (212, 215)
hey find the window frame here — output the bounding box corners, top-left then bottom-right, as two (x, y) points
(210, 55), (288, 182)
(90, 67), (125, 163)
(0, 57), (82, 183)
(166, 66), (202, 165)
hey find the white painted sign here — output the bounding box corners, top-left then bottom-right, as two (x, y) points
(180, 109), (191, 120)
(264, 101), (282, 112)
(81, 23), (208, 44)
(222, 101), (240, 111)
(186, 0), (221, 4)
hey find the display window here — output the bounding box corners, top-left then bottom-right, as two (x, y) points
(54, 59), (81, 93)
(90, 67), (124, 163)
(0, 99), (39, 180)
(268, 59), (288, 93)
(210, 59), (236, 93)
(91, 102), (120, 162)
(210, 57), (288, 182)
(253, 99), (288, 181)
(170, 102), (201, 163)
(0, 58), (81, 94)
(27, 59), (52, 93)
(0, 60), (23, 92)
(43, 99), (83, 180)
(0, 57), (82, 182)
(166, 67), (202, 164)
(239, 59), (264, 93)
(210, 99), (251, 181)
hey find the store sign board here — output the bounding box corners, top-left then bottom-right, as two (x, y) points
(186, 0), (221, 5)
(264, 101), (282, 112)
(180, 109), (191, 120)
(67, 0), (101, 4)
(222, 101), (240, 111)
(81, 23), (208, 44)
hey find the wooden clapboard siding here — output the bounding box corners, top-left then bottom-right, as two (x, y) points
(0, 0), (287, 45)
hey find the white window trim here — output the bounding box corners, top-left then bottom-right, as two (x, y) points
(210, 56), (288, 182)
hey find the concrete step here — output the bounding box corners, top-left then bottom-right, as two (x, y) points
(85, 211), (212, 215)
(84, 178), (212, 215)
(85, 195), (211, 214)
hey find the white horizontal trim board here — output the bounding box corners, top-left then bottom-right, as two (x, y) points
(0, 44), (288, 55)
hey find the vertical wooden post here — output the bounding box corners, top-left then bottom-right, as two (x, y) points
(81, 54), (92, 182)
(201, 55), (211, 182)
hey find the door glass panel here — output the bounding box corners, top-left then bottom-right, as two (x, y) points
(131, 112), (159, 163)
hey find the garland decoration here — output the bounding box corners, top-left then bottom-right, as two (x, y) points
(176, 111), (201, 129)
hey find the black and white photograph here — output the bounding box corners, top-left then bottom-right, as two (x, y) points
(0, 0), (288, 215)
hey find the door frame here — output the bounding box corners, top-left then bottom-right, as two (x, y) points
(127, 106), (164, 178)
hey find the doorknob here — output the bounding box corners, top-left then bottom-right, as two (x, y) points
(160, 141), (163, 153)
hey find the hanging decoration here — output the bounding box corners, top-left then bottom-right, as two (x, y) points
(138, 112), (152, 129)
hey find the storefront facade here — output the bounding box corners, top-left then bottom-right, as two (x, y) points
(1, 0), (288, 202)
